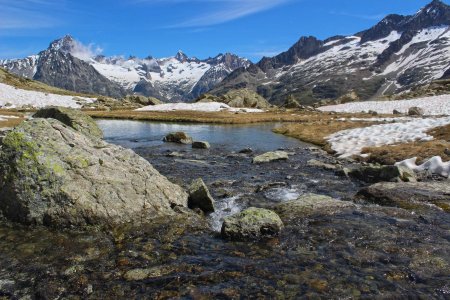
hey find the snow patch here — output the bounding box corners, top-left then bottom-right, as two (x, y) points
(136, 102), (264, 113)
(396, 156), (450, 178)
(0, 83), (95, 109)
(327, 117), (450, 157)
(319, 95), (450, 116)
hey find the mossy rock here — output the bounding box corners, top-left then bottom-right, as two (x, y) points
(221, 207), (284, 240)
(33, 106), (103, 139)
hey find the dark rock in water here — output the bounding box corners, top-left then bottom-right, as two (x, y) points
(273, 193), (355, 221)
(33, 107), (103, 140)
(357, 181), (450, 212)
(163, 132), (193, 144)
(238, 148), (253, 154)
(192, 141), (210, 149)
(408, 106), (425, 116)
(349, 165), (416, 183)
(0, 118), (188, 228)
(221, 207), (283, 240)
(252, 151), (289, 164)
(393, 109), (403, 115)
(188, 178), (215, 213)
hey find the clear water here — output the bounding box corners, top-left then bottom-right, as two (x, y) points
(97, 119), (303, 152)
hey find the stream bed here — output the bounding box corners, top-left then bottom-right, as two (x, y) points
(0, 120), (449, 299)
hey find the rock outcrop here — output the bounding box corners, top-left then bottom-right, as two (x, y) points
(348, 165), (416, 183)
(221, 207), (284, 240)
(0, 115), (188, 228)
(357, 181), (450, 212)
(33, 107), (103, 139)
(197, 89), (271, 109)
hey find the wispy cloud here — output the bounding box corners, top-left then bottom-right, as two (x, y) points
(0, 0), (63, 30)
(329, 11), (386, 21)
(136, 0), (293, 28)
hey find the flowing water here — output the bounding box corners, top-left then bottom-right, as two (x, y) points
(0, 120), (449, 299)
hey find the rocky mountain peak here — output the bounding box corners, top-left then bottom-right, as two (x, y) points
(48, 35), (76, 53)
(175, 50), (189, 62)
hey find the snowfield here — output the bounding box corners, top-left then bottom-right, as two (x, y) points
(396, 156), (450, 178)
(319, 95), (450, 116)
(327, 116), (450, 157)
(136, 102), (264, 113)
(0, 115), (19, 121)
(0, 83), (95, 108)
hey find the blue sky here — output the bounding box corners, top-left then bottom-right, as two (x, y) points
(0, 0), (444, 62)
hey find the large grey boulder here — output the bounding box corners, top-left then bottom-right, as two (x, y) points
(357, 182), (450, 212)
(163, 132), (193, 144)
(273, 194), (355, 221)
(0, 118), (188, 228)
(252, 151), (289, 164)
(33, 107), (103, 140)
(188, 178), (215, 213)
(221, 207), (284, 240)
(349, 165), (416, 183)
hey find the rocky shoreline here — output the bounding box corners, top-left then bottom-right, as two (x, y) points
(0, 109), (449, 298)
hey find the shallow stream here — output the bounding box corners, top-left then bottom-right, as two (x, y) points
(0, 120), (449, 299)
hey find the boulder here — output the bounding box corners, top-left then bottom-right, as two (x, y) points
(188, 178), (215, 213)
(33, 107), (103, 139)
(192, 141), (210, 149)
(348, 165), (416, 183)
(0, 118), (188, 228)
(197, 89), (270, 109)
(408, 107), (425, 116)
(252, 151), (289, 164)
(163, 132), (193, 144)
(273, 194), (355, 221)
(125, 95), (163, 106)
(393, 109), (402, 115)
(357, 182), (450, 212)
(239, 148), (253, 154)
(221, 207), (284, 240)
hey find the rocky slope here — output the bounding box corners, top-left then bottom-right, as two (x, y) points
(1, 37), (250, 102)
(212, 0), (450, 105)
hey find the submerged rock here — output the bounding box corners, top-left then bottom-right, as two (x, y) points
(192, 141), (210, 149)
(188, 178), (215, 213)
(0, 118), (188, 228)
(273, 193), (355, 221)
(33, 107), (103, 139)
(252, 151), (289, 164)
(357, 181), (450, 212)
(221, 207), (284, 240)
(163, 132), (193, 144)
(349, 165), (416, 183)
(307, 159), (337, 171)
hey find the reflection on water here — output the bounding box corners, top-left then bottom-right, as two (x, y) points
(97, 119), (303, 151)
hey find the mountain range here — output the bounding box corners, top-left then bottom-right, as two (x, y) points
(0, 37), (250, 102)
(1, 0), (450, 105)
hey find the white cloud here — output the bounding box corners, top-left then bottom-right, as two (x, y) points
(0, 0), (63, 30)
(136, 0), (293, 28)
(70, 40), (103, 61)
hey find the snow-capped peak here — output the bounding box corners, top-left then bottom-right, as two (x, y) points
(49, 35), (76, 52)
(175, 50), (189, 62)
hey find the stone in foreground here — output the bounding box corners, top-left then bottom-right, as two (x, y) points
(273, 193), (355, 221)
(221, 208), (284, 240)
(357, 182), (450, 212)
(188, 178), (215, 213)
(163, 132), (193, 144)
(0, 118), (188, 228)
(192, 141), (210, 149)
(408, 106), (425, 116)
(252, 151), (289, 164)
(33, 106), (103, 139)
